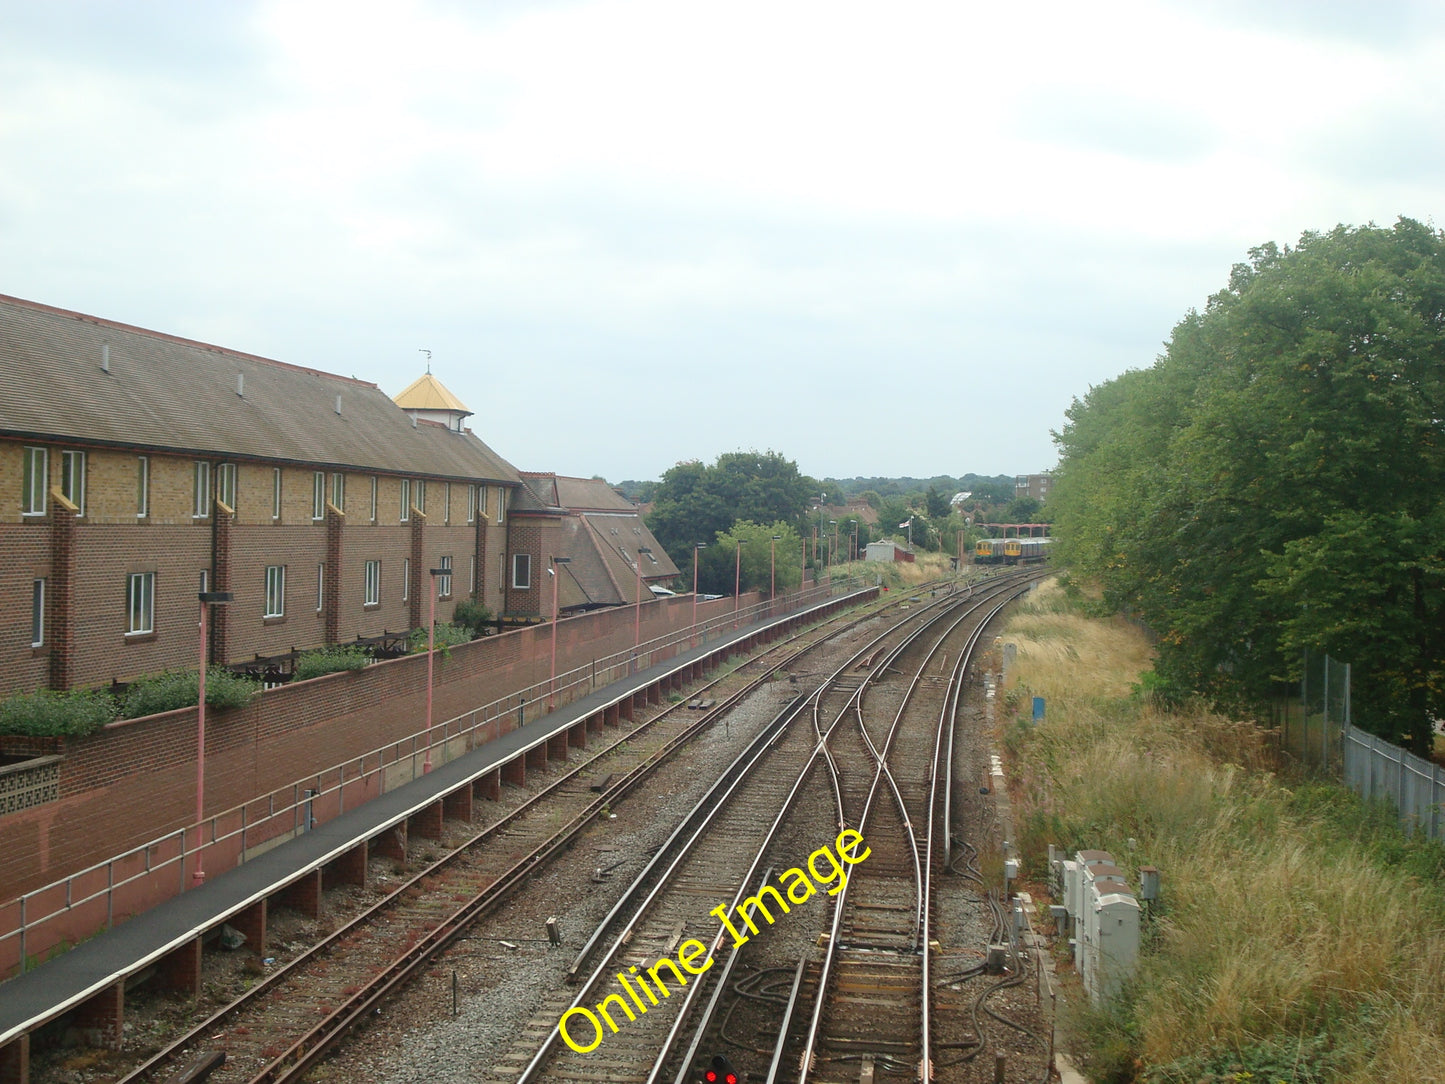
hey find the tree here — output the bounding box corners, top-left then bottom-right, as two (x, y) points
(925, 484), (950, 518)
(1051, 219), (1445, 750)
(646, 451), (814, 569)
(706, 521), (804, 595)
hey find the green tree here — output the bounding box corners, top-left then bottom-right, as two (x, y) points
(925, 484), (950, 518)
(646, 451), (813, 568)
(706, 521), (804, 595)
(1052, 219), (1445, 750)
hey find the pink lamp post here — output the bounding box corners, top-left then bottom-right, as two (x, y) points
(193, 589), (232, 888)
(770, 534), (780, 614)
(424, 567), (447, 774)
(733, 541), (741, 628)
(633, 546), (652, 670)
(549, 556), (571, 710)
(691, 542), (707, 647)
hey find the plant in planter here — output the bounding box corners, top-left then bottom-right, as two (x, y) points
(0, 688), (118, 738)
(120, 668), (261, 719)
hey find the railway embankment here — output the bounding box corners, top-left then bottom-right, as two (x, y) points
(996, 578), (1445, 1084)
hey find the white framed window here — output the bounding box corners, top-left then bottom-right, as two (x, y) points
(273, 467), (283, 519)
(467, 484), (477, 524)
(265, 565), (286, 617)
(512, 553), (531, 590)
(312, 471), (325, 520)
(31, 578), (45, 647)
(22, 446), (47, 516)
(216, 462), (237, 511)
(127, 572), (154, 635)
(496, 488), (506, 524)
(200, 569), (208, 594)
(137, 456), (150, 518)
(479, 485), (489, 519)
(316, 563), (325, 612)
(369, 476), (378, 522)
(364, 560), (380, 606)
(193, 461), (211, 518)
(469, 554), (476, 592)
(443, 482), (451, 525)
(402, 558), (410, 601)
(438, 555), (452, 598)
(331, 472), (345, 513)
(61, 450), (86, 515)
(400, 478), (411, 522)
(415, 479), (426, 515)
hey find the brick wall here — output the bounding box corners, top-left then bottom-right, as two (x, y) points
(0, 589), (744, 902)
(1, 440), (519, 693)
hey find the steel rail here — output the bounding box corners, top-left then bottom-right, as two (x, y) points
(511, 584), (955, 1083)
(795, 575), (1037, 1084)
(114, 585), (903, 1084)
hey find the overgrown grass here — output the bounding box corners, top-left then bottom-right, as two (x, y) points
(1003, 578), (1445, 1083)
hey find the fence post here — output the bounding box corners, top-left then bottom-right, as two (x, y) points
(1433, 763), (1443, 842)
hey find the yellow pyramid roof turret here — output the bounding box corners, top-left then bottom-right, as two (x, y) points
(393, 372), (472, 416)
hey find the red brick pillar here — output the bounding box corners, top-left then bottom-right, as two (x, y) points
(232, 899), (267, 955)
(412, 800), (444, 840)
(443, 785), (473, 823)
(328, 842), (368, 888)
(278, 870), (323, 918)
(325, 503), (345, 645)
(0, 1033), (29, 1084)
(48, 500), (75, 691)
(409, 510), (426, 631)
(155, 936), (203, 995)
(211, 499), (232, 664)
(73, 983), (124, 1050)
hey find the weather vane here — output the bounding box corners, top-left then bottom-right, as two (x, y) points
(419, 348), (431, 374)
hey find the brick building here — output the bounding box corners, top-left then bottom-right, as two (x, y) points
(504, 473), (679, 620)
(0, 294), (526, 694)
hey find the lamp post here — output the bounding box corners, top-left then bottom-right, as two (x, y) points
(549, 556), (571, 710)
(829, 520), (837, 582)
(633, 546), (652, 670)
(852, 521), (859, 562)
(424, 567), (447, 774)
(770, 535), (781, 611)
(692, 542), (707, 647)
(733, 540), (741, 628)
(193, 589), (232, 888)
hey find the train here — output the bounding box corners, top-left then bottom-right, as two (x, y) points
(974, 536), (1052, 565)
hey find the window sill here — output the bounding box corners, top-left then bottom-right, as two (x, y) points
(363, 603), (380, 611)
(124, 631), (157, 643)
(263, 615), (286, 626)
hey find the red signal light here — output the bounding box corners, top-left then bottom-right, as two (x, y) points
(704, 1055), (738, 1084)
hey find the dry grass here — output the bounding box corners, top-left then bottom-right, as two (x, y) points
(1002, 580), (1445, 1083)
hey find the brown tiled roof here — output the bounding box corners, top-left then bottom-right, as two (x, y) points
(554, 475), (635, 512)
(0, 294), (520, 484)
(517, 472), (561, 509)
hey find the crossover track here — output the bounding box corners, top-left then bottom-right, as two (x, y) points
(104, 585), (929, 1084)
(499, 571), (1041, 1084)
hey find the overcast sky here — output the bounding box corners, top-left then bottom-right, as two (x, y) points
(4, 1), (1443, 484)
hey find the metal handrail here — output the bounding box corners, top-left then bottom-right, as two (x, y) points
(0, 578), (860, 978)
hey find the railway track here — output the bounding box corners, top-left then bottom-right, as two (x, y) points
(99, 583), (938, 1084)
(496, 572), (1043, 1084)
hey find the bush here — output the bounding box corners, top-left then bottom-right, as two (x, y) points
(451, 597), (494, 637)
(121, 668), (260, 719)
(0, 688), (117, 737)
(407, 622), (475, 654)
(292, 645), (372, 682)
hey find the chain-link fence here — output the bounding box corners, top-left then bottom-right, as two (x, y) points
(1279, 650), (1445, 842)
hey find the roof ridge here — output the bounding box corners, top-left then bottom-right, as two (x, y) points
(0, 293), (380, 389)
